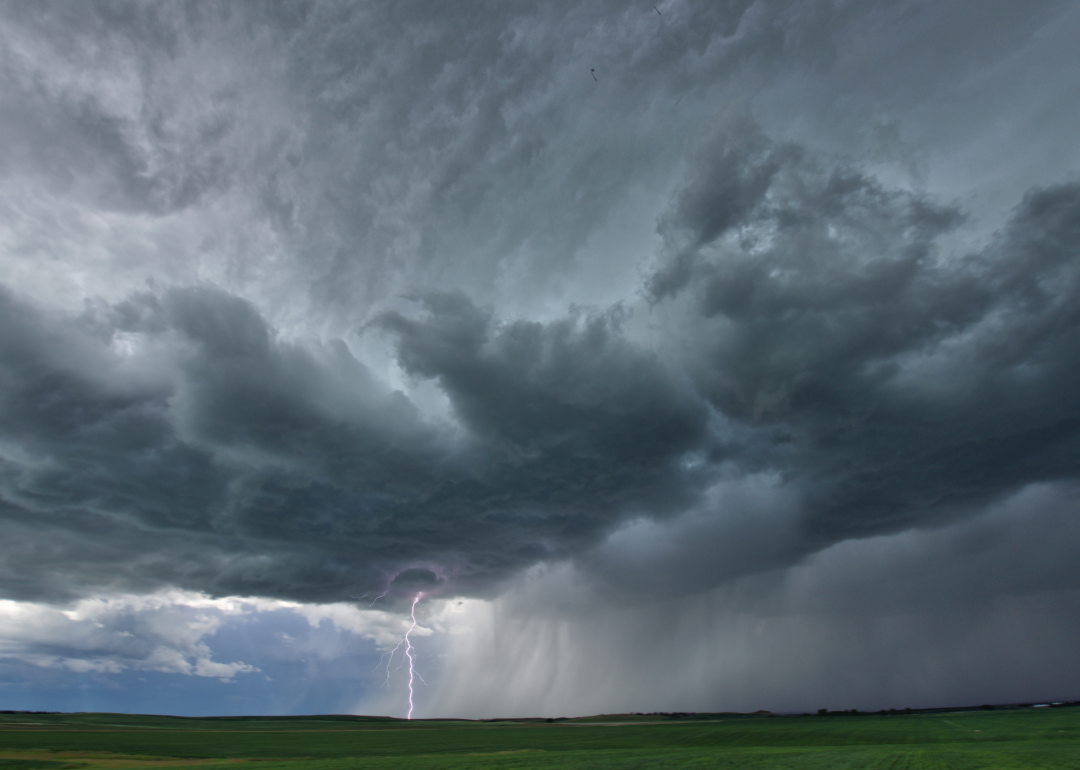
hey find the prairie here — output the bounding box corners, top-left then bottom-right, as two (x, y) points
(1, 706), (1078, 768)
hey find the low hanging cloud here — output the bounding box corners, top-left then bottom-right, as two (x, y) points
(423, 483), (1080, 717)
(0, 281), (708, 603)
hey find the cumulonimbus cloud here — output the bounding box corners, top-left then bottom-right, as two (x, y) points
(0, 1), (1077, 627)
(1, 130), (1078, 608)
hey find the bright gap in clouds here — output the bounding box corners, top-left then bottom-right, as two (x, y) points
(0, 592), (443, 716)
(1, 0), (1080, 717)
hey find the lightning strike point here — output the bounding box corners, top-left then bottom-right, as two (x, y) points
(374, 592), (426, 719)
(404, 593), (422, 719)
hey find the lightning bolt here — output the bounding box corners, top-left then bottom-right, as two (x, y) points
(373, 592), (425, 719)
(403, 593), (421, 719)
(350, 591), (387, 608)
(340, 591), (390, 657)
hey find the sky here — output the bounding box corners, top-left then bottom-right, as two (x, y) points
(1, 0), (1079, 719)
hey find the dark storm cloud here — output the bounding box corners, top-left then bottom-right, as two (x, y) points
(0, 283), (707, 602)
(572, 124), (1080, 598)
(2, 146), (1078, 606)
(649, 129), (1080, 545)
(0, 0), (1079, 621)
(374, 293), (704, 466)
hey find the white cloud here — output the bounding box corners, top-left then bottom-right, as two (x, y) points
(0, 590), (422, 683)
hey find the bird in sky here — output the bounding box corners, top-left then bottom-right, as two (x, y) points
(591, 68), (597, 81)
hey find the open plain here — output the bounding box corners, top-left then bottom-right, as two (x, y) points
(1, 707), (1078, 769)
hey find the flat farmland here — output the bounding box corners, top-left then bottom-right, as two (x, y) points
(1, 707), (1078, 769)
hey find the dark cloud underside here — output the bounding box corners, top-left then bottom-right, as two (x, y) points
(1, 156), (1078, 605)
(0, 0), (1078, 619)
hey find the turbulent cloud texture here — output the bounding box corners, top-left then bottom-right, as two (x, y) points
(1, 0), (1079, 714)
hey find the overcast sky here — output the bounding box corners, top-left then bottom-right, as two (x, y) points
(1, 0), (1079, 719)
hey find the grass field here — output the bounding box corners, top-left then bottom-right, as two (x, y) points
(1, 706), (1078, 769)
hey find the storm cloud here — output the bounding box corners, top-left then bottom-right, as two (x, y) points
(0, 282), (709, 602)
(1, 0), (1079, 714)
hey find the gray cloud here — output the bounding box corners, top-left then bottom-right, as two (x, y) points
(645, 124), (1080, 545)
(0, 282), (709, 603)
(425, 482), (1080, 717)
(1, 0), (1080, 712)
(2, 145), (1077, 607)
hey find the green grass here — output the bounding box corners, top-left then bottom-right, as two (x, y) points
(1, 707), (1077, 769)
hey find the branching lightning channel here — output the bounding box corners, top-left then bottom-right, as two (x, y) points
(403, 593), (421, 719)
(351, 591), (387, 608)
(373, 592), (425, 719)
